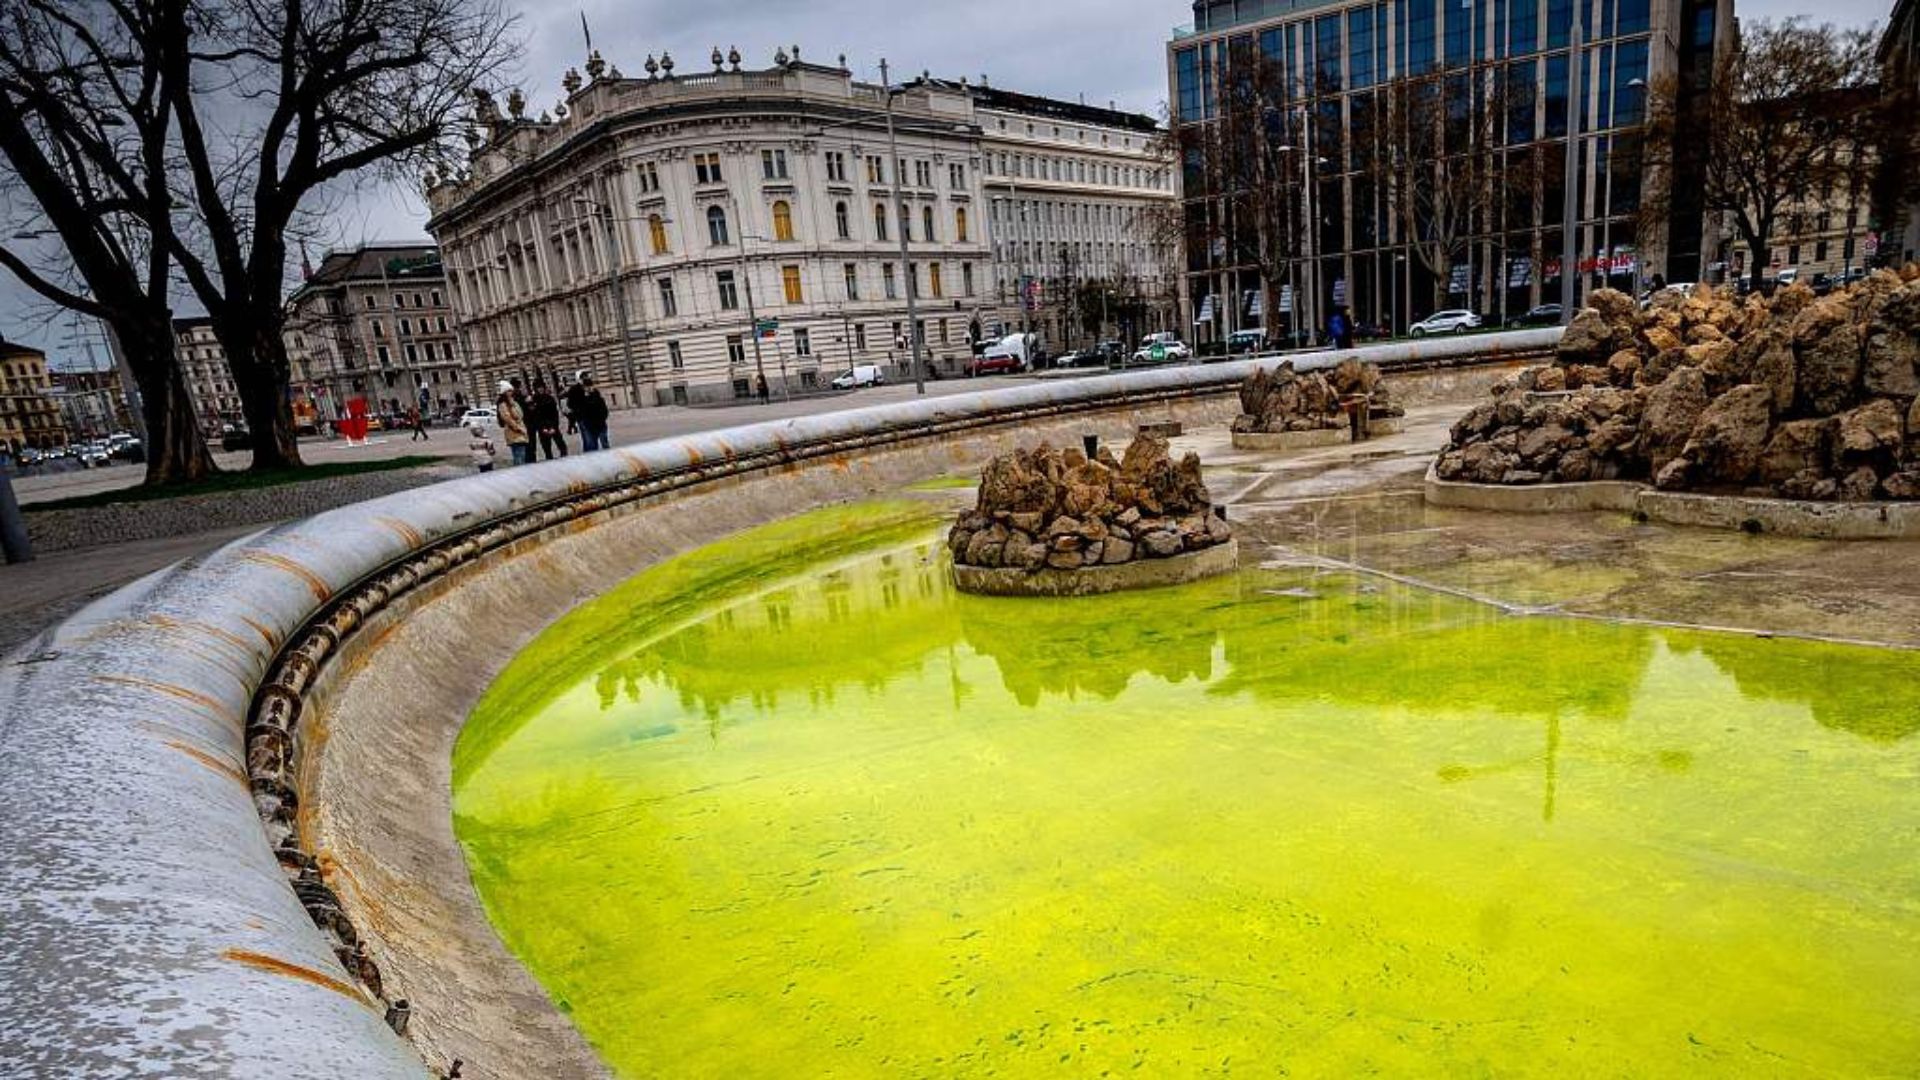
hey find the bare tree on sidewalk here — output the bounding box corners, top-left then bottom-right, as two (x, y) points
(1161, 48), (1310, 344)
(0, 0), (516, 477)
(1641, 18), (1878, 291)
(161, 0), (517, 469)
(0, 0), (217, 484)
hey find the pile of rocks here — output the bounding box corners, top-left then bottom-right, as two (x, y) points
(1435, 267), (1920, 500)
(1231, 358), (1402, 434)
(947, 433), (1232, 573)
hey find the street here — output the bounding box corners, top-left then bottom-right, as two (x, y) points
(10, 372), (1053, 507)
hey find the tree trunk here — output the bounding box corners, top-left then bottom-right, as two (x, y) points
(120, 315), (218, 486)
(220, 314), (304, 471)
(1747, 238), (1770, 291)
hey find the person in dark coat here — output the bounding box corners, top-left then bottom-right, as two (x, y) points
(527, 379), (567, 460)
(572, 371), (611, 452)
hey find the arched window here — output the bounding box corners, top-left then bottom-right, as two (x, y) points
(648, 214), (669, 255)
(922, 206), (936, 242)
(707, 206), (730, 246)
(899, 204), (912, 242)
(955, 206), (969, 243)
(873, 203), (889, 241)
(834, 201), (850, 239)
(772, 200), (795, 242)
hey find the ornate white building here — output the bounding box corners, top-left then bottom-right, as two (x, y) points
(970, 85), (1181, 347)
(425, 49), (1176, 406)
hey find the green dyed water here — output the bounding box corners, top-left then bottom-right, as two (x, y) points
(453, 501), (1920, 1078)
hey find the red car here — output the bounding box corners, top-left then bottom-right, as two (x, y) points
(967, 353), (1025, 377)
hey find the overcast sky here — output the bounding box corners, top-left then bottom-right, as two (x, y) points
(1, 0), (1895, 360)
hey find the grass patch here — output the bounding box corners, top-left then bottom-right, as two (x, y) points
(25, 455), (446, 512)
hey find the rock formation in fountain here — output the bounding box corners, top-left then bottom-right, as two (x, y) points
(1434, 266), (1920, 500)
(947, 433), (1231, 573)
(1232, 358), (1403, 434)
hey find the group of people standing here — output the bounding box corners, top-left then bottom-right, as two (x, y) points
(469, 371), (611, 472)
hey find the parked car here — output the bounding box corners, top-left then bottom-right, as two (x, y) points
(1054, 347), (1105, 369)
(969, 333), (1034, 377)
(78, 442), (112, 468)
(1227, 329), (1268, 355)
(457, 407), (498, 433)
(967, 352), (1026, 377)
(1506, 304), (1562, 327)
(1774, 267), (1800, 286)
(219, 422), (252, 452)
(1132, 333), (1192, 364)
(831, 364), (885, 389)
(1407, 310), (1482, 336)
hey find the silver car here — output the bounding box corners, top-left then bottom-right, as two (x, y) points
(1408, 310), (1483, 335)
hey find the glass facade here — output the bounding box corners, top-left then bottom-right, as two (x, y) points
(1175, 0), (1677, 337)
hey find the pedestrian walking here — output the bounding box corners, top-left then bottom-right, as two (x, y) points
(467, 425), (495, 472)
(756, 373), (770, 404)
(527, 378), (567, 460)
(1329, 306), (1355, 350)
(408, 404), (430, 441)
(573, 371), (611, 452)
(497, 379), (531, 465)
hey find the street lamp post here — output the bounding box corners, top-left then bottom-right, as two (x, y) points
(577, 184), (644, 409)
(1601, 77), (1649, 298)
(880, 58), (927, 395)
(1560, 9), (1585, 322)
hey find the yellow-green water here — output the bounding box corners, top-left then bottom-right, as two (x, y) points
(453, 501), (1920, 1078)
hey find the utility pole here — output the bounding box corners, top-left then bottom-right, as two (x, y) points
(882, 58), (927, 395)
(1561, 10), (1584, 322)
(732, 192), (775, 400)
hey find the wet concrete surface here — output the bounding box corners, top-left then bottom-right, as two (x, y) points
(1192, 417), (1920, 650)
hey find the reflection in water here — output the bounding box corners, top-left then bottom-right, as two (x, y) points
(454, 502), (1920, 1079)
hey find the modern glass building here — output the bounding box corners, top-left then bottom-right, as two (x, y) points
(1169, 0), (1731, 339)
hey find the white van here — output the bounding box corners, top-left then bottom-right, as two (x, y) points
(831, 364), (885, 389)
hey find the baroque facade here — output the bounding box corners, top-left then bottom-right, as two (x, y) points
(282, 245), (467, 422)
(173, 318), (242, 434)
(0, 340), (64, 453)
(1169, 0), (1731, 339)
(425, 51), (1175, 406)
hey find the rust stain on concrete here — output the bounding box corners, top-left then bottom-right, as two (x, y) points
(220, 948), (369, 1004)
(164, 740), (247, 787)
(93, 675), (229, 721)
(239, 616), (280, 649)
(239, 551), (334, 603)
(375, 517), (425, 548)
(617, 450), (649, 476)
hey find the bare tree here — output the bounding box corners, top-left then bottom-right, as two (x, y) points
(1642, 18), (1878, 290)
(0, 0), (216, 484)
(1161, 47), (1311, 343)
(161, 0), (517, 469)
(1367, 66), (1544, 317)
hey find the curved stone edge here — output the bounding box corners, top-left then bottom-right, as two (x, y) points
(1231, 429), (1350, 451)
(1423, 462), (1920, 539)
(1422, 461), (1646, 513)
(0, 329), (1556, 1079)
(952, 539), (1238, 597)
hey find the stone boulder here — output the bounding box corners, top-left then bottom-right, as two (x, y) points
(1792, 294), (1864, 416)
(1677, 384), (1773, 486)
(1640, 366), (1711, 474)
(1757, 418), (1833, 485)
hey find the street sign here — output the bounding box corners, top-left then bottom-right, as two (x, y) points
(1865, 232), (1881, 257)
(755, 317), (779, 341)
